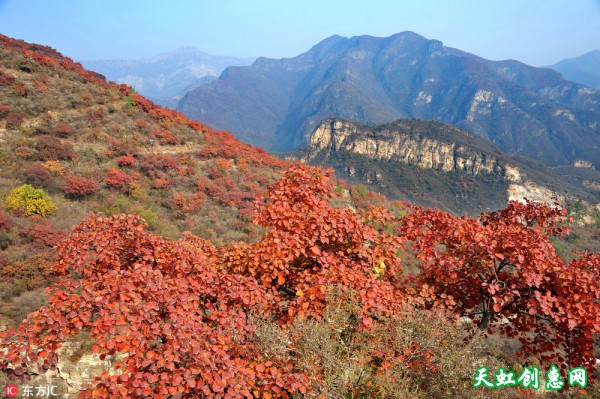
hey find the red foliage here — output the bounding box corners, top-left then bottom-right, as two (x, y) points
(135, 118), (147, 129)
(106, 138), (139, 158)
(152, 175), (172, 189)
(2, 162), (598, 395)
(0, 34), (107, 86)
(0, 252), (56, 291)
(35, 136), (75, 161)
(117, 154), (136, 168)
(0, 214), (308, 397)
(221, 165), (405, 326)
(0, 211), (11, 231)
(0, 104), (10, 118)
(13, 81), (28, 97)
(105, 169), (132, 190)
(400, 200), (600, 372)
(0, 70), (16, 86)
(150, 128), (180, 145)
(25, 162), (52, 186)
(5, 112), (24, 129)
(199, 129), (288, 169)
(171, 192), (207, 213)
(62, 175), (99, 198)
(53, 122), (74, 137)
(85, 107), (105, 124)
(139, 154), (179, 178)
(19, 217), (67, 248)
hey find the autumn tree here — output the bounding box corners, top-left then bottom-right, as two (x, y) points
(0, 214), (308, 397)
(0, 165), (410, 397)
(400, 200), (600, 372)
(221, 165), (405, 327)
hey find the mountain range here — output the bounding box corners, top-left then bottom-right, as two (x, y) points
(178, 32), (600, 170)
(82, 47), (254, 108)
(549, 50), (600, 90)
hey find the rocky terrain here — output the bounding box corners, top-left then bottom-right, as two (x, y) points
(290, 118), (600, 213)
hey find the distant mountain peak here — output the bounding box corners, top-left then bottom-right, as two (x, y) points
(82, 48), (254, 109)
(549, 50), (600, 90)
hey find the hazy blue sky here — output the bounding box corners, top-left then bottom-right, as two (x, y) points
(0, 0), (598, 66)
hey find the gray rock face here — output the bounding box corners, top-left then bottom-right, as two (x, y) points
(5, 333), (120, 398)
(178, 32), (600, 169)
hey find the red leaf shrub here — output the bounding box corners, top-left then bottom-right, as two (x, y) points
(85, 107), (105, 124)
(400, 200), (600, 372)
(105, 168), (131, 190)
(25, 162), (52, 187)
(35, 136), (75, 161)
(5, 112), (24, 129)
(0, 214), (308, 397)
(0, 70), (16, 86)
(0, 211), (11, 231)
(0, 104), (10, 118)
(19, 217), (66, 248)
(13, 81), (28, 97)
(53, 122), (73, 137)
(1, 163), (598, 396)
(152, 176), (172, 189)
(62, 175), (99, 198)
(117, 154), (136, 167)
(139, 154), (179, 178)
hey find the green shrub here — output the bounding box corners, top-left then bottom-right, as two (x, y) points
(5, 184), (57, 216)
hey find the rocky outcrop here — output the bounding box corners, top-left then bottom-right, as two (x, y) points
(290, 118), (599, 213)
(3, 334), (121, 398)
(306, 119), (506, 176)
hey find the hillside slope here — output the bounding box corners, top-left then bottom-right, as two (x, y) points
(0, 33), (289, 329)
(179, 32), (600, 169)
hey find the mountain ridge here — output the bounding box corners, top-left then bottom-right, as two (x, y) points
(178, 31), (600, 169)
(549, 49), (600, 90)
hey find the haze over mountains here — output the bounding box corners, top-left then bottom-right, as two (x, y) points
(178, 31), (600, 170)
(549, 49), (600, 91)
(82, 47), (254, 108)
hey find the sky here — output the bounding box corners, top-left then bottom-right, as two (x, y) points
(0, 0), (598, 66)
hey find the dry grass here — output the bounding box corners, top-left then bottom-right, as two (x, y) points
(252, 289), (531, 398)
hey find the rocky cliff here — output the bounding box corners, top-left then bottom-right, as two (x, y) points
(290, 119), (600, 213)
(306, 119), (506, 176)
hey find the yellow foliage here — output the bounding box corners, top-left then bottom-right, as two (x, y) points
(372, 259), (386, 278)
(5, 184), (57, 217)
(42, 160), (66, 175)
